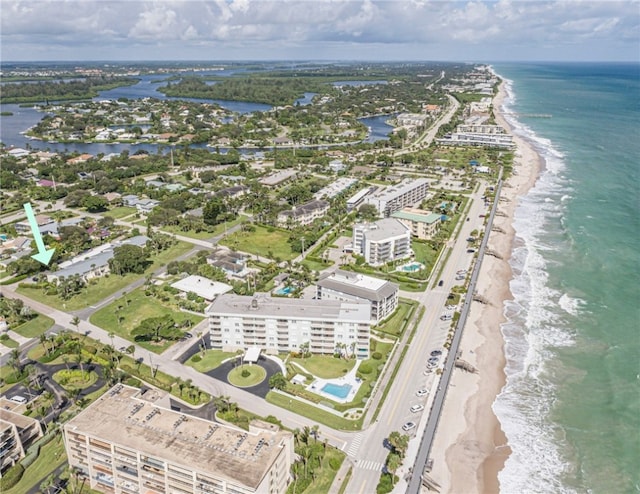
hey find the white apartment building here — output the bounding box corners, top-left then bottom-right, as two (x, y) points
(276, 199), (330, 228)
(352, 218), (412, 267)
(206, 293), (371, 359)
(437, 124), (514, 148)
(391, 208), (443, 240)
(364, 178), (429, 217)
(0, 408), (44, 476)
(316, 269), (399, 324)
(63, 385), (294, 494)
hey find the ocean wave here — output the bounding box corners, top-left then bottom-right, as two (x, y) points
(494, 77), (579, 492)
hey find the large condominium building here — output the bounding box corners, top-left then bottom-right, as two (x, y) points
(437, 124), (514, 148)
(63, 385), (294, 494)
(391, 208), (443, 240)
(0, 408), (44, 476)
(316, 270), (399, 324)
(364, 178), (429, 217)
(352, 218), (412, 267)
(206, 293), (371, 359)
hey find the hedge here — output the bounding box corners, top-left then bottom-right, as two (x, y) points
(0, 464), (25, 490)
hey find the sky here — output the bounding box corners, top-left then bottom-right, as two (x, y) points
(1, 0), (638, 62)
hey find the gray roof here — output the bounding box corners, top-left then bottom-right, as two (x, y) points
(50, 235), (148, 279)
(279, 200), (329, 219)
(207, 293), (370, 323)
(317, 269), (398, 302)
(357, 218), (410, 241)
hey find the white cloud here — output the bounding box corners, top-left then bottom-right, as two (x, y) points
(1, 0), (638, 60)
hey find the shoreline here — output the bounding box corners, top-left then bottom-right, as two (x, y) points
(430, 79), (543, 493)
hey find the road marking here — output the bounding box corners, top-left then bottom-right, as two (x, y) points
(346, 432), (363, 457)
(355, 459), (384, 471)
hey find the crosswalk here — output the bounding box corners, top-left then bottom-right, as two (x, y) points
(345, 432), (364, 457)
(354, 459), (385, 472)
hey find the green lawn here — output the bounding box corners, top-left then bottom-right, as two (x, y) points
(17, 241), (193, 311)
(374, 300), (417, 337)
(101, 206), (137, 219)
(52, 369), (98, 390)
(266, 392), (361, 430)
(4, 435), (67, 494)
(0, 337), (19, 348)
(11, 314), (54, 338)
(220, 225), (297, 261)
(228, 365), (267, 387)
(290, 355), (356, 379)
(186, 350), (238, 372)
(90, 287), (203, 353)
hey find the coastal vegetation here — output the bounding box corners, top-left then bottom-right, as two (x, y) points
(0, 76), (138, 104)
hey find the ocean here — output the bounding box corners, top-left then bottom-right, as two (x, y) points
(492, 63), (640, 493)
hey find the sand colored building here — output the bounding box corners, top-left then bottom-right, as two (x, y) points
(0, 407), (44, 476)
(63, 385), (294, 494)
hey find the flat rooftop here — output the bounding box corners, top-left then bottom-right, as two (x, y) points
(317, 269), (398, 302)
(207, 293), (371, 323)
(64, 385), (291, 489)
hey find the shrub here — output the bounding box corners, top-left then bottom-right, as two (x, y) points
(125, 377), (141, 387)
(0, 464), (24, 490)
(85, 345), (98, 355)
(191, 355), (202, 363)
(372, 352), (382, 360)
(0, 334), (9, 341)
(264, 415), (282, 427)
(241, 369), (250, 378)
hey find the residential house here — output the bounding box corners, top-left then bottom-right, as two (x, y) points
(170, 275), (233, 302)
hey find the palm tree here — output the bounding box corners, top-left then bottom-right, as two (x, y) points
(71, 316), (80, 334)
(40, 333), (50, 355)
(8, 349), (21, 375)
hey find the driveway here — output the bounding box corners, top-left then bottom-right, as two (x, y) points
(206, 355), (280, 398)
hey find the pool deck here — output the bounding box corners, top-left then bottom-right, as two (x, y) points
(305, 360), (364, 404)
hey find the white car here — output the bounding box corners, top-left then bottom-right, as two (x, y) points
(410, 404), (425, 413)
(416, 388), (429, 397)
(440, 314), (452, 321)
(402, 421), (417, 431)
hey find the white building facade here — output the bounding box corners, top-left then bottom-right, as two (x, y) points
(364, 178), (429, 217)
(206, 293), (371, 358)
(352, 218), (412, 267)
(316, 270), (399, 324)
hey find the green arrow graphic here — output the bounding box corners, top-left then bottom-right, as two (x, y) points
(23, 202), (56, 266)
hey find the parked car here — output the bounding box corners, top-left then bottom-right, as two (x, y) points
(430, 350), (443, 357)
(440, 314), (452, 321)
(438, 280), (444, 287)
(416, 389), (429, 397)
(402, 421), (417, 431)
(410, 404), (425, 413)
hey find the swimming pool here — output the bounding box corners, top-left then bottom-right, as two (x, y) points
(321, 382), (352, 399)
(401, 262), (423, 272)
(274, 286), (293, 295)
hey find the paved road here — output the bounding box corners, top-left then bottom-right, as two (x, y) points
(344, 182), (490, 493)
(405, 174), (503, 494)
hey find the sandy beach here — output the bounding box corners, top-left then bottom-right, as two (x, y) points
(428, 81), (543, 493)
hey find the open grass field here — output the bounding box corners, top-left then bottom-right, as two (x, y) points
(266, 391), (361, 430)
(290, 355), (356, 379)
(17, 241), (193, 311)
(90, 287), (202, 353)
(220, 225), (297, 261)
(101, 206), (137, 219)
(10, 314), (54, 338)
